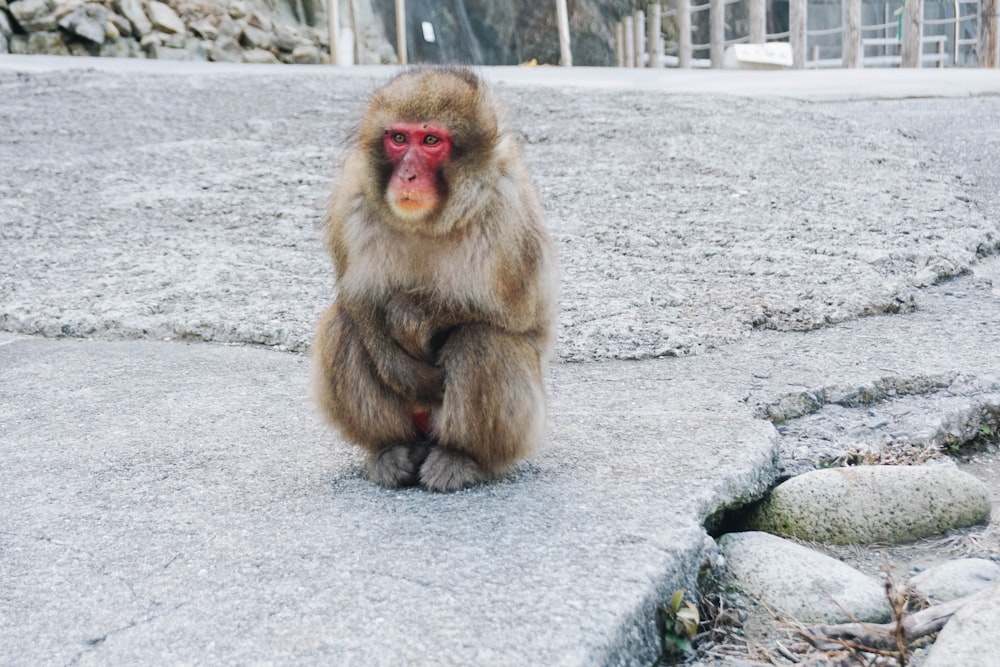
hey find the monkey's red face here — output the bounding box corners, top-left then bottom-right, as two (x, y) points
(383, 123), (453, 221)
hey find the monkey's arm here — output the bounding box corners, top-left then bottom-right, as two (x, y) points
(384, 290), (492, 363)
(339, 298), (444, 405)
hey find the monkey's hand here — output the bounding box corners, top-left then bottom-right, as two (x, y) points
(385, 291), (457, 364)
(376, 346), (444, 405)
(340, 298), (444, 405)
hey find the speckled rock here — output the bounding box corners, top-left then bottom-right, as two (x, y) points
(57, 3), (109, 44)
(242, 46), (278, 63)
(718, 531), (891, 623)
(26, 29), (67, 54)
(114, 0), (150, 36)
(145, 0), (184, 35)
(7, 0), (57, 31)
(744, 465), (991, 544)
(290, 43), (319, 64)
(909, 558), (1000, 602)
(923, 582), (1000, 667)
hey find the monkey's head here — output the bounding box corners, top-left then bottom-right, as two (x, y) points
(359, 68), (502, 235)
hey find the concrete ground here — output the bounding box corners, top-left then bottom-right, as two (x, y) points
(1, 56), (999, 665)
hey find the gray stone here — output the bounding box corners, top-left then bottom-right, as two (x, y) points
(242, 46), (278, 64)
(0, 33), (8, 52)
(745, 465), (991, 544)
(290, 42), (318, 64)
(26, 29), (67, 54)
(8, 32), (27, 52)
(145, 0), (183, 35)
(273, 22), (301, 52)
(104, 18), (120, 40)
(161, 30), (185, 48)
(226, 0), (246, 19)
(0, 8), (13, 36)
(246, 10), (271, 32)
(909, 558), (1000, 602)
(188, 18), (217, 40)
(240, 24), (273, 50)
(208, 34), (242, 62)
(138, 30), (160, 48)
(147, 43), (192, 60)
(99, 36), (143, 57)
(8, 0), (57, 32)
(184, 38), (208, 60)
(718, 531), (891, 623)
(215, 15), (241, 39)
(107, 11), (131, 38)
(67, 40), (92, 56)
(923, 583), (1000, 667)
(113, 0), (149, 36)
(57, 3), (108, 44)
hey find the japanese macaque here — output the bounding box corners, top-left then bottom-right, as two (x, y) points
(313, 67), (558, 493)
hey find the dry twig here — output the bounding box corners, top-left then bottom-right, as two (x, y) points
(799, 589), (988, 652)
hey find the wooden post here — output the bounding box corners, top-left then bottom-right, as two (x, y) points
(789, 0), (806, 68)
(647, 4), (663, 67)
(981, 0), (999, 67)
(710, 0), (725, 67)
(901, 0), (923, 67)
(633, 9), (646, 66)
(556, 0), (573, 66)
(749, 0), (766, 43)
(327, 0), (340, 64)
(395, 0), (406, 65)
(842, 0), (861, 67)
(347, 0), (359, 66)
(624, 16), (635, 67)
(678, 0), (692, 67)
(613, 18), (624, 67)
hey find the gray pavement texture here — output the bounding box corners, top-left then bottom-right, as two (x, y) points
(1, 56), (1000, 665)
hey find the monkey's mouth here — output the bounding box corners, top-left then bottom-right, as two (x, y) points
(396, 196), (430, 210)
(388, 192), (436, 218)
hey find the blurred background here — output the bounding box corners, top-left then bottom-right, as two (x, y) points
(0, 0), (994, 69)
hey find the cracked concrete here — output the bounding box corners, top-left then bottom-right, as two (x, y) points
(1, 56), (999, 665)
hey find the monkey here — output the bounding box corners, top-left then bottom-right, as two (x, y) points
(312, 67), (558, 493)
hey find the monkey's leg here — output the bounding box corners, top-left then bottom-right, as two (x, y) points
(313, 302), (432, 488)
(421, 324), (545, 492)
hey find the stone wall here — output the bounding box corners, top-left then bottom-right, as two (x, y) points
(0, 0), (396, 64)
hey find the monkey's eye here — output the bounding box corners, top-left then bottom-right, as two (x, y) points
(390, 132), (407, 145)
(423, 135), (441, 146)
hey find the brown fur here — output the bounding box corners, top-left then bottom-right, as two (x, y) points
(313, 67), (557, 492)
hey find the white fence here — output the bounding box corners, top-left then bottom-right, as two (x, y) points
(614, 0), (999, 68)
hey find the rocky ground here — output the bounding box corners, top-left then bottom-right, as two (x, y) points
(1, 61), (998, 666)
(681, 94), (1000, 667)
(3, 70), (997, 361)
(692, 428), (1000, 666)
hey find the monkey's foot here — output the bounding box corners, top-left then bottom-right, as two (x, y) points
(419, 447), (488, 493)
(368, 442), (431, 488)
